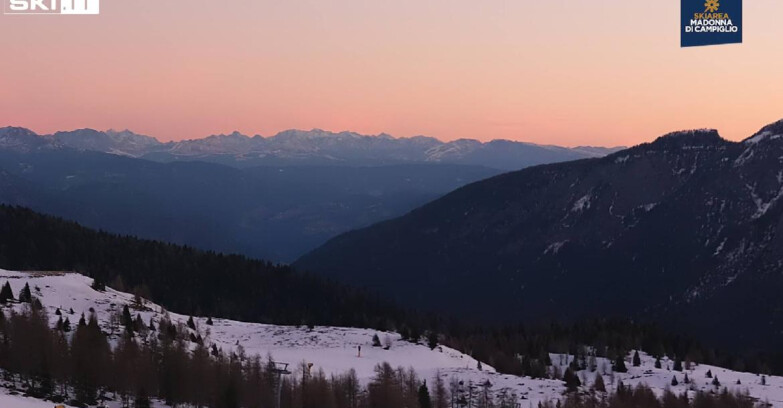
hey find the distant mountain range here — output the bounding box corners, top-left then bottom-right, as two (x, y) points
(0, 126), (620, 261)
(296, 119), (783, 350)
(2, 126), (622, 170)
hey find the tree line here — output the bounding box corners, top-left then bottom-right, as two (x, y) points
(540, 384), (761, 408)
(2, 204), (782, 381)
(438, 319), (783, 379)
(0, 302), (768, 408)
(0, 205), (403, 330)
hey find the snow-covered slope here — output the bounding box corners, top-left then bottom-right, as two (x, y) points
(550, 353), (782, 406)
(0, 270), (562, 405)
(1, 269), (782, 407)
(0, 270), (489, 380)
(0, 389), (169, 408)
(0, 391), (80, 408)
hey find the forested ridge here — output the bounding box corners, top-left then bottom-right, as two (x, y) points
(0, 205), (402, 329)
(1, 204), (782, 385)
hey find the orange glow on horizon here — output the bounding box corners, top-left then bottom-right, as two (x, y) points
(1, 0), (782, 147)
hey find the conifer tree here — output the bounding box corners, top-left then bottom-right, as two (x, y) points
(133, 290), (144, 308)
(0, 281), (14, 303)
(673, 358), (683, 372)
(617, 381), (626, 396)
(166, 322), (177, 339)
(409, 326), (421, 343)
(135, 388), (151, 408)
(432, 371), (448, 408)
(72, 313), (110, 405)
(684, 373), (690, 384)
(399, 327), (410, 341)
(206, 316), (213, 326)
(18, 282), (32, 303)
(372, 334), (382, 347)
(706, 369), (713, 378)
(593, 372), (606, 392)
(418, 381), (432, 408)
(122, 305), (133, 333)
(63, 317), (71, 332)
(712, 376), (720, 387)
(187, 316), (196, 330)
(654, 357), (662, 369)
(614, 355), (628, 373)
(633, 350), (641, 367)
(671, 376), (679, 386)
(427, 332), (438, 350)
(563, 368), (581, 392)
(134, 314), (144, 333)
(569, 347), (580, 371)
(91, 277), (106, 291)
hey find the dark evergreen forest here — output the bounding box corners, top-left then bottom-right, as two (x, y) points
(1, 204), (781, 387)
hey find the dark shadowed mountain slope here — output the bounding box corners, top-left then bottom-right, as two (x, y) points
(0, 205), (403, 328)
(296, 120), (783, 349)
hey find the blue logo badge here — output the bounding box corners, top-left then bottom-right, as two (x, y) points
(681, 0), (742, 47)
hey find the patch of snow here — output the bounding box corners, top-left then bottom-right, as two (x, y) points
(571, 194), (592, 212)
(0, 390), (168, 408)
(639, 203), (657, 212)
(744, 131), (781, 145)
(745, 183), (783, 219)
(713, 238), (728, 256)
(544, 241), (569, 255)
(0, 392), (75, 408)
(734, 147), (755, 167)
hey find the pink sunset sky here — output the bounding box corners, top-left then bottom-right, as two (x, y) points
(1, 0), (782, 146)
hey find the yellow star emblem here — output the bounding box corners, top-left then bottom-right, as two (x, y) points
(704, 0), (720, 12)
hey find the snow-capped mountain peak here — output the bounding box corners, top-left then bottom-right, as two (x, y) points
(0, 126), (624, 170)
